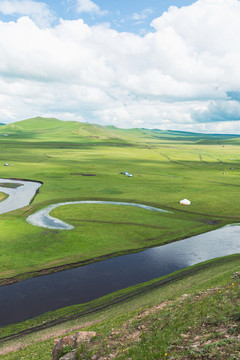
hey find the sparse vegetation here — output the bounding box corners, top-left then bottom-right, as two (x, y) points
(73, 280), (239, 360)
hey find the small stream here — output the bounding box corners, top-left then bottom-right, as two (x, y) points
(0, 179), (239, 327)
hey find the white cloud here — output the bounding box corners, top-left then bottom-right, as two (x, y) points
(76, 0), (106, 15)
(0, 0), (55, 27)
(132, 8), (153, 22)
(1, 0), (240, 133)
(191, 100), (240, 123)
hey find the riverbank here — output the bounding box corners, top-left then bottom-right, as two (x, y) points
(0, 119), (240, 358)
(0, 213), (232, 288)
(0, 254), (239, 359)
(0, 193), (231, 285)
(0, 219), (239, 328)
(0, 178), (41, 215)
(0, 193), (8, 202)
(1, 123), (240, 285)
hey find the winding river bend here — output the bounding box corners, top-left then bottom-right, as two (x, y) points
(26, 200), (171, 230)
(0, 179), (239, 327)
(0, 178), (41, 214)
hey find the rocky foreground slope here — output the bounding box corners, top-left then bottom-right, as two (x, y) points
(52, 273), (240, 360)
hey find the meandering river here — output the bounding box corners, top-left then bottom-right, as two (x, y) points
(0, 179), (239, 327)
(0, 178), (41, 214)
(26, 200), (171, 230)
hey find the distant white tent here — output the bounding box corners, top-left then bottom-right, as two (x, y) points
(180, 199), (191, 205)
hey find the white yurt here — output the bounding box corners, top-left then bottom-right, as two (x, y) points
(180, 199), (191, 205)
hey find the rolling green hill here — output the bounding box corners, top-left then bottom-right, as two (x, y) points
(0, 117), (122, 143)
(2, 117), (240, 145)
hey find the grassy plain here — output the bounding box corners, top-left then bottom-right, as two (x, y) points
(0, 118), (239, 358)
(0, 117), (240, 280)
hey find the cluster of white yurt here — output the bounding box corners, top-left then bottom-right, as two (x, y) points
(122, 171), (133, 177)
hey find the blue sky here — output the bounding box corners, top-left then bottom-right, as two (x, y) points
(0, 0), (240, 133)
(79, 0), (196, 33)
(0, 0), (196, 33)
(51, 0), (196, 33)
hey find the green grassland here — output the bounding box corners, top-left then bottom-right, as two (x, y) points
(0, 117), (240, 281)
(0, 192), (7, 201)
(0, 117), (239, 358)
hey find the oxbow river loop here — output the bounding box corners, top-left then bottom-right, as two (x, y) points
(0, 178), (171, 230)
(26, 200), (171, 230)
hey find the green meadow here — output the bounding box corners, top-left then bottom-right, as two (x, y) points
(0, 117), (240, 280)
(0, 117), (239, 358)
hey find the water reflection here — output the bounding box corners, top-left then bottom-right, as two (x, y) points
(0, 225), (239, 326)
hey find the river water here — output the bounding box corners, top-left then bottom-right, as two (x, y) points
(0, 179), (239, 327)
(26, 200), (171, 230)
(0, 225), (239, 326)
(0, 178), (41, 214)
